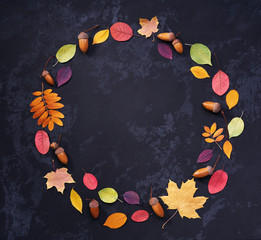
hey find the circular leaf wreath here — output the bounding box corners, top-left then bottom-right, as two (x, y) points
(30, 16), (245, 229)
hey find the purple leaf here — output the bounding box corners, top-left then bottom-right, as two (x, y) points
(56, 65), (72, 87)
(157, 43), (173, 60)
(197, 149), (214, 163)
(123, 191), (140, 204)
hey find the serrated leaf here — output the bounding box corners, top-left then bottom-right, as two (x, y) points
(137, 16), (159, 38)
(190, 43), (212, 66)
(223, 140), (232, 159)
(197, 149), (213, 163)
(98, 187), (118, 203)
(57, 65), (72, 87)
(208, 170), (228, 194)
(56, 44), (76, 63)
(190, 66), (210, 79)
(210, 122), (217, 134)
(104, 213), (127, 229)
(157, 43), (173, 60)
(123, 191), (140, 204)
(226, 89), (239, 109)
(228, 117), (244, 138)
(212, 70), (230, 96)
(70, 188), (83, 213)
(35, 130), (50, 154)
(110, 22), (133, 41)
(83, 173), (98, 190)
(92, 29), (109, 45)
(131, 210), (149, 222)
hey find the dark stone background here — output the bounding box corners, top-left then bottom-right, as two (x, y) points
(1, 0), (261, 239)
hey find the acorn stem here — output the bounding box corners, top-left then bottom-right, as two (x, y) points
(150, 186), (152, 199)
(162, 209), (178, 229)
(214, 140), (222, 151)
(175, 31), (181, 38)
(221, 110), (229, 139)
(52, 159), (56, 172)
(57, 134), (62, 145)
(214, 53), (221, 70)
(42, 56), (55, 74)
(83, 24), (99, 33)
(212, 154), (221, 171)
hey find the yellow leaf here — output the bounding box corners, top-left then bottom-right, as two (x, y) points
(44, 89), (52, 95)
(215, 135), (224, 142)
(137, 16), (159, 38)
(104, 213), (127, 229)
(30, 97), (42, 107)
(70, 188), (83, 214)
(226, 89), (239, 110)
(202, 132), (211, 137)
(160, 179), (208, 219)
(42, 116), (51, 128)
(204, 126), (211, 133)
(48, 120), (54, 131)
(49, 110), (65, 118)
(92, 29), (109, 45)
(210, 122), (217, 134)
(223, 140), (232, 158)
(190, 66), (210, 79)
(47, 103), (64, 109)
(38, 111), (48, 125)
(205, 138), (214, 143)
(52, 117), (63, 126)
(213, 128), (223, 138)
(33, 91), (42, 96)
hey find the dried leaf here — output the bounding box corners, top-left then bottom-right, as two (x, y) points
(110, 22), (133, 41)
(57, 65), (72, 87)
(204, 126), (211, 133)
(83, 173), (98, 190)
(223, 140), (232, 159)
(228, 116), (244, 138)
(205, 138), (214, 143)
(213, 128), (223, 138)
(160, 178), (208, 219)
(56, 44), (76, 63)
(226, 89), (239, 109)
(98, 187), (118, 203)
(202, 132), (211, 137)
(44, 167), (75, 194)
(215, 135), (224, 142)
(92, 29), (109, 45)
(190, 43), (212, 66)
(123, 191), (140, 204)
(210, 122), (217, 134)
(137, 16), (159, 38)
(208, 170), (228, 194)
(70, 188), (83, 213)
(197, 149), (213, 163)
(104, 213), (127, 229)
(35, 130), (50, 154)
(190, 66), (210, 79)
(157, 43), (173, 60)
(212, 70), (230, 96)
(131, 210), (149, 222)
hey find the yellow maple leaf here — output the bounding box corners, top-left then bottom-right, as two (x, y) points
(44, 167), (75, 194)
(137, 16), (159, 38)
(160, 178), (208, 219)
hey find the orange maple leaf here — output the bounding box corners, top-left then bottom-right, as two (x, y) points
(137, 16), (159, 38)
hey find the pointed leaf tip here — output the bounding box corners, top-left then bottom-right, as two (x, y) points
(190, 43), (212, 66)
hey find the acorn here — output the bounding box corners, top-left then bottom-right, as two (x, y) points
(157, 32), (175, 42)
(193, 166), (214, 178)
(149, 197), (164, 218)
(50, 142), (68, 165)
(78, 32), (89, 54)
(41, 70), (54, 86)
(172, 39), (183, 54)
(202, 101), (221, 113)
(89, 199), (99, 219)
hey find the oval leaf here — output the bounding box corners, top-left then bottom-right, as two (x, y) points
(208, 170), (228, 194)
(70, 188), (83, 213)
(57, 65), (72, 87)
(190, 43), (212, 66)
(205, 138), (214, 143)
(83, 173), (98, 190)
(223, 140), (232, 159)
(110, 22), (133, 41)
(190, 66), (210, 79)
(228, 117), (244, 139)
(131, 210), (149, 222)
(104, 213), (127, 229)
(98, 187), (118, 203)
(123, 191), (140, 204)
(213, 128), (223, 138)
(212, 70), (230, 96)
(157, 43), (173, 60)
(210, 122), (217, 134)
(215, 135), (224, 142)
(197, 149), (213, 163)
(92, 29), (109, 45)
(226, 89), (239, 109)
(35, 130), (50, 154)
(56, 44), (76, 63)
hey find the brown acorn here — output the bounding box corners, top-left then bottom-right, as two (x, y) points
(42, 70), (54, 86)
(202, 101), (221, 113)
(193, 166), (213, 178)
(89, 199), (99, 219)
(78, 32), (89, 54)
(50, 142), (68, 165)
(172, 39), (183, 54)
(149, 197), (164, 218)
(157, 32), (175, 42)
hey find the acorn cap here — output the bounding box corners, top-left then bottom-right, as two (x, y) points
(172, 38), (181, 45)
(149, 197), (158, 206)
(42, 70), (49, 77)
(55, 147), (64, 155)
(213, 102), (221, 113)
(78, 32), (89, 39)
(207, 166), (214, 175)
(50, 142), (59, 150)
(89, 199), (99, 208)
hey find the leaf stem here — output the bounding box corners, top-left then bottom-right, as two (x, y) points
(133, 34), (142, 38)
(57, 133), (62, 145)
(221, 110), (229, 139)
(83, 24), (99, 33)
(117, 198), (123, 203)
(82, 168), (86, 173)
(53, 60), (59, 67)
(175, 31), (181, 39)
(240, 111), (244, 118)
(162, 209), (178, 229)
(212, 154), (221, 171)
(214, 140), (222, 151)
(152, 33), (155, 42)
(184, 43), (192, 46)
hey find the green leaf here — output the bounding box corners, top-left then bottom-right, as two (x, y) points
(98, 187), (118, 203)
(190, 43), (212, 66)
(228, 117), (244, 138)
(56, 44), (76, 63)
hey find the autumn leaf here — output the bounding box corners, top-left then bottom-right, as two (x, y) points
(228, 114), (245, 138)
(56, 44), (76, 63)
(203, 123), (224, 147)
(83, 172), (98, 190)
(104, 213), (127, 229)
(197, 149), (213, 163)
(212, 70), (230, 96)
(123, 191), (140, 204)
(56, 65), (72, 87)
(35, 130), (50, 154)
(190, 66), (210, 79)
(44, 167), (75, 194)
(70, 188), (83, 213)
(92, 29), (109, 45)
(110, 22), (133, 41)
(226, 89), (239, 109)
(131, 210), (149, 222)
(98, 187), (118, 203)
(208, 170), (228, 194)
(223, 140), (232, 158)
(157, 43), (173, 60)
(190, 43), (212, 66)
(137, 16), (159, 38)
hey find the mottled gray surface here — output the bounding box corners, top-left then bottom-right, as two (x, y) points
(0, 0), (261, 239)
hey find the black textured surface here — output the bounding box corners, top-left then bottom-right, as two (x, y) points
(1, 1), (261, 239)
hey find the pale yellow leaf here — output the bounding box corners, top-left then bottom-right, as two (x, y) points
(226, 89), (239, 109)
(137, 16), (159, 38)
(92, 29), (109, 45)
(70, 188), (83, 213)
(190, 66), (210, 79)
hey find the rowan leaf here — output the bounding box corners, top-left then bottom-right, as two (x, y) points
(137, 16), (159, 38)
(205, 138), (214, 143)
(228, 116), (244, 138)
(157, 43), (173, 60)
(197, 149), (213, 163)
(213, 128), (223, 138)
(223, 140), (232, 159)
(104, 213), (127, 229)
(47, 103), (64, 109)
(49, 110), (64, 118)
(57, 65), (72, 87)
(56, 44), (76, 63)
(190, 66), (210, 79)
(98, 187), (118, 203)
(212, 70), (230, 96)
(44, 89), (52, 94)
(30, 97), (42, 107)
(44, 167), (75, 194)
(92, 29), (109, 45)
(190, 43), (212, 66)
(208, 170), (228, 194)
(131, 210), (149, 222)
(160, 178), (208, 219)
(204, 126), (211, 133)
(30, 102), (44, 112)
(226, 89), (239, 109)
(35, 130), (50, 154)
(210, 122), (217, 134)
(215, 135), (224, 142)
(38, 111), (48, 125)
(202, 132), (211, 137)
(83, 173), (98, 190)
(48, 120), (54, 131)
(70, 188), (83, 213)
(123, 191), (140, 204)
(52, 117), (63, 126)
(110, 22), (133, 41)
(33, 106), (45, 118)
(33, 91), (42, 96)
(42, 116), (51, 128)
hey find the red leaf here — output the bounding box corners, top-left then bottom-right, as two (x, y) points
(35, 130), (50, 154)
(157, 43), (173, 60)
(208, 170), (228, 194)
(83, 173), (98, 190)
(131, 210), (149, 222)
(212, 70), (229, 96)
(197, 149), (213, 163)
(110, 22), (133, 41)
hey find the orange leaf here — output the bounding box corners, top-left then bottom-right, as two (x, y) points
(45, 97), (61, 104)
(33, 91), (42, 96)
(103, 213), (127, 229)
(49, 110), (64, 118)
(204, 126), (211, 133)
(202, 132), (211, 137)
(223, 140), (232, 159)
(137, 16), (159, 38)
(30, 97), (42, 107)
(52, 117), (63, 126)
(213, 128), (223, 138)
(47, 103), (64, 109)
(48, 120), (54, 131)
(215, 135), (224, 142)
(42, 117), (51, 128)
(30, 102), (44, 112)
(205, 138), (214, 143)
(33, 106), (45, 119)
(210, 122), (217, 134)
(38, 111), (48, 125)
(44, 93), (58, 99)
(43, 89), (52, 95)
